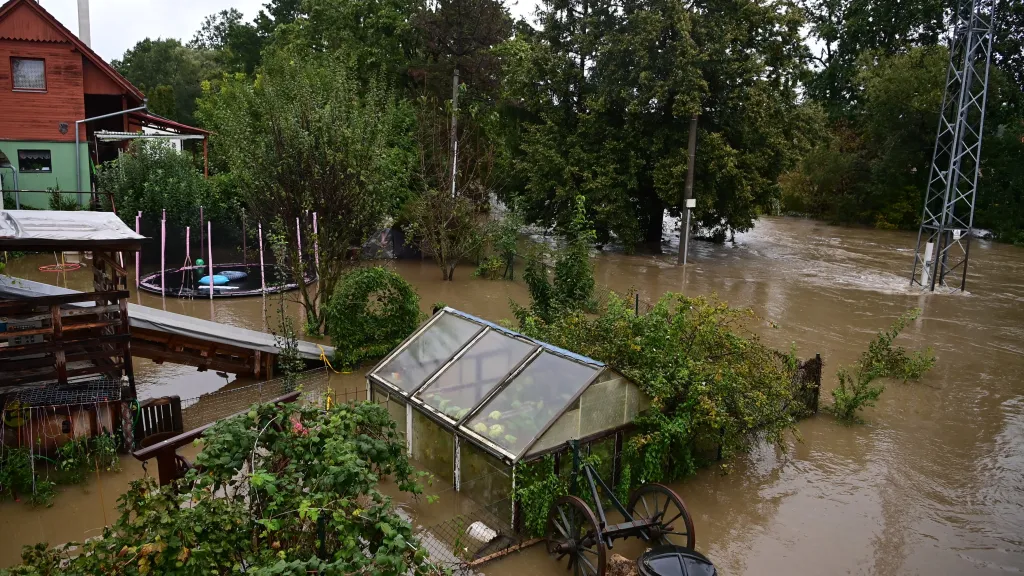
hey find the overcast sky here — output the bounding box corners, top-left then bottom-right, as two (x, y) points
(40, 0), (538, 63)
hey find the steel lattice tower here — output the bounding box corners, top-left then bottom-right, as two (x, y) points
(910, 0), (997, 292)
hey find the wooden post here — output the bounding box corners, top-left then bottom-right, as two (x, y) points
(258, 222), (266, 293)
(51, 304), (67, 384)
(160, 210), (166, 296)
(208, 221), (214, 300)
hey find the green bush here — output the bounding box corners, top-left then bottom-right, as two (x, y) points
(1, 401), (435, 576)
(325, 266), (422, 368)
(516, 292), (802, 493)
(828, 309), (935, 423)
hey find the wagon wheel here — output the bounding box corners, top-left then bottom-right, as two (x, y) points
(546, 495), (607, 576)
(626, 483), (695, 550)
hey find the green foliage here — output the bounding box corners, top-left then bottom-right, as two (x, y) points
(828, 309), (935, 423)
(1, 401), (437, 576)
(473, 255), (505, 279)
(498, 0), (808, 247)
(0, 447), (37, 504)
(515, 196), (596, 323)
(325, 267), (422, 368)
(96, 140), (221, 229)
(272, 298), (305, 384)
(46, 187), (78, 212)
(112, 38), (221, 125)
(198, 48), (415, 333)
(517, 292), (803, 491)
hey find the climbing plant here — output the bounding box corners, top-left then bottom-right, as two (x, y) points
(828, 309), (935, 423)
(325, 266), (422, 368)
(1, 401), (439, 576)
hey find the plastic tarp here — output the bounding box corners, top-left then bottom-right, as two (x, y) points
(0, 210), (145, 243)
(0, 276), (331, 361)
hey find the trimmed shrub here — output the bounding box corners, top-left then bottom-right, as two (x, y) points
(325, 267), (421, 368)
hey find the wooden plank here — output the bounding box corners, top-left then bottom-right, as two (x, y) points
(52, 304), (67, 383)
(0, 333), (130, 356)
(5, 304), (122, 323)
(130, 341), (253, 374)
(62, 319), (122, 332)
(465, 539), (543, 567)
(0, 291), (129, 310)
(93, 251), (127, 276)
(1, 325), (54, 338)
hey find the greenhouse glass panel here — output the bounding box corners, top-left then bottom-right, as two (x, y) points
(464, 352), (597, 457)
(416, 330), (536, 421)
(523, 399), (580, 456)
(375, 313), (481, 393)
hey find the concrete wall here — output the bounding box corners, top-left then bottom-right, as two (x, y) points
(0, 140), (89, 208)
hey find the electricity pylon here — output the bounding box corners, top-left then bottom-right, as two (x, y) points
(910, 0), (997, 292)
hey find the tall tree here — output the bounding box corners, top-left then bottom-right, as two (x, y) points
(501, 0), (809, 248)
(197, 48), (415, 334)
(113, 39), (218, 125)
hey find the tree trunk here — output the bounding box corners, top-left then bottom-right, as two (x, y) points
(642, 199), (664, 249)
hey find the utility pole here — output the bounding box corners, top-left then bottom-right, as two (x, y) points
(677, 114), (699, 265)
(450, 68), (459, 197)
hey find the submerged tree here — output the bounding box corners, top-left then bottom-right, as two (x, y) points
(198, 49), (415, 334)
(406, 97), (496, 280)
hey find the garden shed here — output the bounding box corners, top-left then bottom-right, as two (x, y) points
(366, 307), (649, 512)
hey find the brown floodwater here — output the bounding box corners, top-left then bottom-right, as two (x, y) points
(2, 216), (1022, 574)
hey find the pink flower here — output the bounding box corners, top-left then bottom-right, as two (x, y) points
(291, 415), (309, 436)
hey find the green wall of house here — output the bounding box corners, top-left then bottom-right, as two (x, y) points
(0, 141), (90, 209)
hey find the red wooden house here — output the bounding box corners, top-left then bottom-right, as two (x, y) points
(0, 0), (207, 209)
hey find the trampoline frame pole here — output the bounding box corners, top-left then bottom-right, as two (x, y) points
(296, 216), (302, 271)
(312, 212), (319, 272)
(258, 222), (266, 294)
(185, 226), (190, 264)
(135, 212), (141, 288)
(208, 221), (214, 300)
(160, 210), (166, 297)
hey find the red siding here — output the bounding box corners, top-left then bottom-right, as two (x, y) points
(0, 2), (67, 43)
(83, 58), (122, 95)
(0, 39), (84, 142)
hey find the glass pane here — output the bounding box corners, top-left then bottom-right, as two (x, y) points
(12, 59), (45, 90)
(412, 411), (454, 485)
(580, 375), (628, 437)
(417, 330), (535, 420)
(524, 399), (580, 456)
(464, 353), (597, 457)
(376, 313), (480, 394)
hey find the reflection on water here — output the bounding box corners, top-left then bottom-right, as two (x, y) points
(2, 217), (1023, 574)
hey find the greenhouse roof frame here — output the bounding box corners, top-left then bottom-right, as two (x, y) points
(367, 307), (618, 464)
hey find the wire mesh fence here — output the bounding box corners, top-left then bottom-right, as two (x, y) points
(412, 467), (525, 572)
(179, 367), (356, 431)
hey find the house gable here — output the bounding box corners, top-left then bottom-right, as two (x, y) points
(0, 0), (143, 103)
(0, 2), (68, 43)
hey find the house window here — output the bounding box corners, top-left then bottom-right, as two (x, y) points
(12, 58), (46, 91)
(18, 150), (51, 173)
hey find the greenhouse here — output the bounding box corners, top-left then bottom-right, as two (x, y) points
(366, 307), (650, 510)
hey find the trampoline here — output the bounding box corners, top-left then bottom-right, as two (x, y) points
(139, 263), (315, 298)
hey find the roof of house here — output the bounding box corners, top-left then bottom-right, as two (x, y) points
(0, 0), (144, 103)
(0, 209), (145, 250)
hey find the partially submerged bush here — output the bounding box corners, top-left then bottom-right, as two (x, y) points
(2, 401), (437, 575)
(517, 292), (801, 490)
(828, 309), (935, 423)
(325, 266), (422, 368)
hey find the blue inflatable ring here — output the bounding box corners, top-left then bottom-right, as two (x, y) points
(198, 274), (230, 286)
(220, 270), (248, 281)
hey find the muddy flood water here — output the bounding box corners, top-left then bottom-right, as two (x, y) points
(1, 216), (1022, 574)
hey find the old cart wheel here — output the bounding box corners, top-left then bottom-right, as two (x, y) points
(546, 495), (607, 576)
(626, 483), (696, 550)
